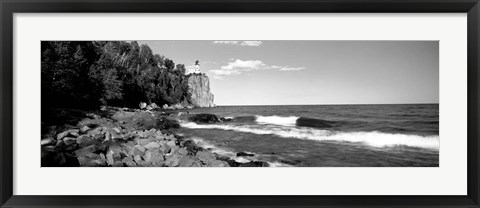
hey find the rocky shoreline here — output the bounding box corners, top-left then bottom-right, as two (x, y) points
(41, 107), (269, 167)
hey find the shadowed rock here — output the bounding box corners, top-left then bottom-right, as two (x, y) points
(188, 114), (220, 124)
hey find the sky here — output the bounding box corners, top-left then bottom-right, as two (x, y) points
(138, 40), (439, 106)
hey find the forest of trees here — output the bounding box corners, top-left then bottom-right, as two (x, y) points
(41, 41), (190, 110)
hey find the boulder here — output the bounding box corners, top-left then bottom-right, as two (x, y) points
(56, 131), (71, 140)
(112, 127), (122, 134)
(177, 148), (188, 155)
(77, 153), (106, 167)
(41, 138), (54, 146)
(80, 126), (91, 134)
(106, 150), (115, 166)
(134, 145), (146, 153)
(139, 102), (147, 109)
(167, 140), (178, 151)
(134, 155), (143, 164)
(138, 139), (153, 146)
(165, 154), (182, 167)
(74, 143), (106, 157)
(208, 160), (230, 167)
(196, 151), (216, 164)
(238, 161), (270, 167)
(178, 156), (196, 167)
(122, 156), (136, 167)
(155, 117), (180, 129)
(93, 133), (104, 141)
(63, 137), (77, 146)
(160, 144), (171, 154)
(144, 150), (164, 166)
(76, 135), (96, 148)
(144, 142), (160, 150)
(188, 114), (220, 124)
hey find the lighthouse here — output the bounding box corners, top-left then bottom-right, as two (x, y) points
(194, 60), (201, 74)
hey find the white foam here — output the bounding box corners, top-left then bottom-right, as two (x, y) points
(255, 115), (299, 126)
(180, 122), (440, 150)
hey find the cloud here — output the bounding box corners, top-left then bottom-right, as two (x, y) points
(212, 41), (262, 47)
(240, 41), (262, 46)
(208, 59), (305, 78)
(270, 65), (307, 71)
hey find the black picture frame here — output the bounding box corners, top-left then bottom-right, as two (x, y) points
(1, 0), (479, 207)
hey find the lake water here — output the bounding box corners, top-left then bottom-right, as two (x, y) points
(173, 104), (439, 167)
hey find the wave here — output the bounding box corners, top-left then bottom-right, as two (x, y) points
(180, 122), (439, 150)
(255, 115), (299, 126)
(232, 115), (336, 129)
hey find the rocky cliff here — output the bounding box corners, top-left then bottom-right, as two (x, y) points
(186, 74), (215, 108)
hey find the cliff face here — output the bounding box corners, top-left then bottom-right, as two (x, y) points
(187, 74), (215, 107)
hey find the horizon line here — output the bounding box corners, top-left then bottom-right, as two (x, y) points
(216, 103), (439, 106)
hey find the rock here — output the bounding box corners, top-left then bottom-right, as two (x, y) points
(108, 143), (122, 155)
(138, 139), (152, 146)
(86, 113), (101, 119)
(56, 131), (71, 140)
(63, 137), (77, 146)
(208, 160), (230, 167)
(113, 161), (124, 167)
(149, 103), (159, 109)
(239, 161), (270, 167)
(41, 138), (54, 146)
(106, 150), (115, 166)
(99, 153), (106, 160)
(144, 142), (160, 150)
(121, 141), (135, 149)
(74, 143), (106, 157)
(188, 114), (220, 124)
(167, 140), (178, 151)
(137, 130), (154, 138)
(144, 150), (164, 165)
(89, 127), (103, 136)
(182, 140), (202, 155)
(237, 152), (255, 157)
(76, 135), (96, 147)
(155, 117), (180, 129)
(196, 151), (216, 164)
(80, 126), (91, 134)
(93, 133), (104, 141)
(129, 146), (144, 156)
(134, 155), (143, 163)
(177, 148), (188, 155)
(160, 144), (171, 154)
(64, 143), (78, 152)
(112, 127), (121, 134)
(187, 74), (215, 107)
(122, 156), (136, 167)
(111, 133), (125, 141)
(135, 145), (146, 153)
(217, 156), (240, 167)
(77, 153), (106, 167)
(56, 140), (64, 146)
(220, 117), (234, 122)
(178, 156), (196, 167)
(162, 104), (169, 110)
(104, 131), (111, 142)
(139, 102), (147, 109)
(165, 154), (182, 167)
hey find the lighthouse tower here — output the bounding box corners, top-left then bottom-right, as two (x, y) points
(194, 60), (201, 74)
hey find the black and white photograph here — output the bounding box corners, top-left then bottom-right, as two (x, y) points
(41, 40), (439, 167)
